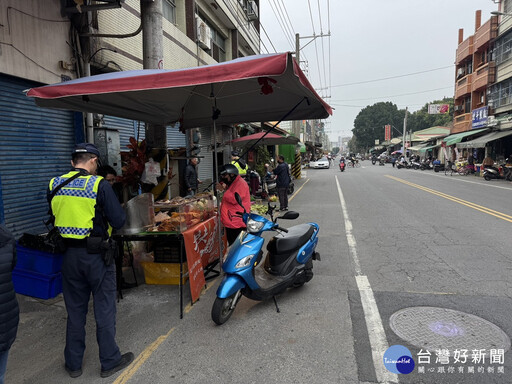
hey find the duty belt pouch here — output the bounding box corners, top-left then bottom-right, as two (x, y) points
(100, 238), (117, 267)
(86, 236), (103, 254)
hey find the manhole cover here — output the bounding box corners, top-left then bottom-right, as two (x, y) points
(389, 307), (511, 352)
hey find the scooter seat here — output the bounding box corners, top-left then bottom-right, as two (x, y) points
(267, 224), (314, 254)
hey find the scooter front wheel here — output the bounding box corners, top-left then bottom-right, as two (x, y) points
(212, 290), (240, 325)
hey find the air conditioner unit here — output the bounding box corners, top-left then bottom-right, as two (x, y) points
(246, 1), (258, 21)
(454, 105), (463, 112)
(456, 68), (466, 78)
(196, 17), (211, 49)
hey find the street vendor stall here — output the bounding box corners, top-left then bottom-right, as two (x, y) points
(25, 52), (332, 316)
(114, 192), (223, 318)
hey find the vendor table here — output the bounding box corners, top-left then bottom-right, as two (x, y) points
(113, 225), (221, 319)
(113, 231), (189, 319)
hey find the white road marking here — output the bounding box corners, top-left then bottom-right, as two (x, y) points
(335, 176), (398, 384)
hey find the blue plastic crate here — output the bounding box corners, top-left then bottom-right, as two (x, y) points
(16, 244), (63, 275)
(12, 268), (62, 300)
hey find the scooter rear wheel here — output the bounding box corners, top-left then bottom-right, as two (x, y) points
(212, 290), (240, 325)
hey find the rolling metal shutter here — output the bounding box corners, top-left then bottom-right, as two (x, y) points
(102, 115), (145, 150)
(167, 124), (186, 149)
(0, 74), (75, 238)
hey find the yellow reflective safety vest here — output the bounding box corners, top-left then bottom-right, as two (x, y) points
(49, 171), (104, 239)
(231, 160), (248, 176)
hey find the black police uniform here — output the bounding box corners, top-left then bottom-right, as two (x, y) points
(50, 168), (126, 373)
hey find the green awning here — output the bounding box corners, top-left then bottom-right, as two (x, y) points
(408, 144), (427, 152)
(442, 128), (488, 146)
(298, 142), (306, 153)
(456, 130), (512, 148)
(419, 144), (440, 153)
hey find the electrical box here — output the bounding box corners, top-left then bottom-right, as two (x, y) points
(94, 128), (121, 175)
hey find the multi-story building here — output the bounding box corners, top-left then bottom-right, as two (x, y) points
(453, 10), (497, 133)
(0, 0), (260, 236)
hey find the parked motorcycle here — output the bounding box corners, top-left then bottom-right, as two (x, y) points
(419, 160), (433, 171)
(409, 159), (421, 170)
(211, 194), (320, 325)
(483, 165), (503, 181)
(396, 159), (409, 169)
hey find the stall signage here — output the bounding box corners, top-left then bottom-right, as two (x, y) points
(182, 216), (224, 302)
(472, 106), (488, 129)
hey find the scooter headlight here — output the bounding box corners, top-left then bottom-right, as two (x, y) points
(247, 218), (264, 233)
(235, 255), (254, 269)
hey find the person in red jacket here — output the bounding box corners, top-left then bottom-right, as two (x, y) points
(216, 164), (251, 245)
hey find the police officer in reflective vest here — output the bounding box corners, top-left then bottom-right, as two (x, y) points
(48, 143), (133, 378)
(231, 151), (248, 177)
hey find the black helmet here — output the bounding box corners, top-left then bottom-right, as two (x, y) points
(231, 150), (240, 157)
(219, 163), (239, 176)
(73, 143), (100, 157)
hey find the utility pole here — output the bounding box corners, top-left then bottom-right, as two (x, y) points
(141, 0), (166, 148)
(294, 32), (330, 141)
(402, 107), (408, 157)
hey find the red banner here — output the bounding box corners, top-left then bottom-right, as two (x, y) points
(182, 215), (224, 302)
(385, 125), (391, 141)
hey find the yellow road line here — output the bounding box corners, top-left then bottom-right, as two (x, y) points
(113, 327), (175, 384)
(385, 175), (512, 222)
(289, 178), (309, 203)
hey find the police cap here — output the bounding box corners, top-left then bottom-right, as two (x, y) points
(73, 143), (101, 157)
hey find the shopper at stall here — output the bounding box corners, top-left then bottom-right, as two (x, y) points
(48, 143), (133, 378)
(0, 224), (18, 384)
(184, 157), (201, 196)
(273, 155), (291, 211)
(216, 164), (251, 245)
(97, 165), (123, 204)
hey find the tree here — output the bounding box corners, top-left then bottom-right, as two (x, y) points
(352, 102), (403, 152)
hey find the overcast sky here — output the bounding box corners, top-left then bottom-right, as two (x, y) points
(259, 0), (499, 142)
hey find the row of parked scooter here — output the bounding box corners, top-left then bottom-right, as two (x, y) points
(396, 157), (433, 170)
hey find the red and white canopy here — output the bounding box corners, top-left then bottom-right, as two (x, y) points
(27, 52), (332, 129)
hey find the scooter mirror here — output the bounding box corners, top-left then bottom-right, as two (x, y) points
(234, 192), (244, 209)
(279, 211), (299, 220)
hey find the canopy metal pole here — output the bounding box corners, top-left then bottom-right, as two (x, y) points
(211, 86), (224, 268)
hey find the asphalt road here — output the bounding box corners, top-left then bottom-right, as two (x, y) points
(7, 161), (512, 383)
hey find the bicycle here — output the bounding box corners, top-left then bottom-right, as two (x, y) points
(444, 161), (457, 176)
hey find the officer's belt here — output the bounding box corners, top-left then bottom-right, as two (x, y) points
(64, 238), (87, 247)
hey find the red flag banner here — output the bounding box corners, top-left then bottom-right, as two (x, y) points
(183, 215), (224, 302)
(385, 125), (391, 141)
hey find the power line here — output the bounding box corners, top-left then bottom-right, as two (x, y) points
(332, 86), (453, 102)
(331, 65), (454, 87)
(260, 23), (277, 53)
(268, 0), (295, 49)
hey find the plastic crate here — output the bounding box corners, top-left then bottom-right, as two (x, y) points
(12, 268), (62, 300)
(15, 244), (63, 275)
(140, 262), (188, 285)
(153, 242), (182, 263)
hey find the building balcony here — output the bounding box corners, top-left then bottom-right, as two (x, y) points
(455, 73), (473, 99)
(474, 17), (498, 52)
(456, 36), (474, 65)
(453, 113), (472, 133)
(472, 61), (496, 92)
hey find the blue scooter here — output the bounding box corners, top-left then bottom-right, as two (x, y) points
(211, 193), (320, 325)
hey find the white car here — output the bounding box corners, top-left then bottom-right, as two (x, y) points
(309, 157), (330, 169)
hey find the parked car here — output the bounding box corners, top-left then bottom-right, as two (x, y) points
(309, 156), (330, 169)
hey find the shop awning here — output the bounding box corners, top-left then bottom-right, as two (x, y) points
(419, 144), (440, 153)
(442, 128), (488, 146)
(408, 144), (427, 152)
(456, 130), (512, 148)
